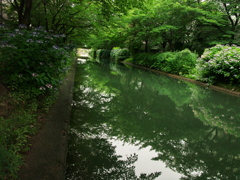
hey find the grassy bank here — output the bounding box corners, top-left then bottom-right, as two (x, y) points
(0, 87), (58, 179)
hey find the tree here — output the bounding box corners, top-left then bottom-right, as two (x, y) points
(213, 0), (240, 44)
(8, 0), (33, 25)
(4, 0), (145, 44)
(125, 8), (163, 53)
(98, 0), (229, 54)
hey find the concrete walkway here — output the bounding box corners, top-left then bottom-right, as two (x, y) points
(18, 60), (76, 180)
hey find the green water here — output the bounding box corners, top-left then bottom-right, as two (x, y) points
(66, 59), (240, 180)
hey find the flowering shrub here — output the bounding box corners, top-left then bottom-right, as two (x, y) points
(0, 25), (73, 96)
(196, 44), (240, 84)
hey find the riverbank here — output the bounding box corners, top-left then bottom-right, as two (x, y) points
(122, 62), (240, 97)
(18, 59), (76, 180)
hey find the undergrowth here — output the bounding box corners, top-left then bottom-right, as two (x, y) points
(0, 88), (59, 179)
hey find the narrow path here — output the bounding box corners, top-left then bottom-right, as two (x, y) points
(18, 61), (76, 180)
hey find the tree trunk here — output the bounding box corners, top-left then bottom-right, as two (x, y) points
(145, 39), (149, 53)
(13, 0), (32, 26)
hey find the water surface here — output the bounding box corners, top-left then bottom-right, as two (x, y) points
(66, 59), (240, 180)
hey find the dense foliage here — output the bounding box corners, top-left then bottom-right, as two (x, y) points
(0, 25), (73, 96)
(110, 48), (130, 61)
(0, 91), (58, 179)
(96, 49), (111, 60)
(86, 0), (240, 54)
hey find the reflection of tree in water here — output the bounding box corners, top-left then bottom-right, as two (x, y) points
(150, 128), (240, 180)
(67, 63), (161, 179)
(66, 129), (161, 180)
(68, 61), (240, 180)
(190, 86), (240, 137)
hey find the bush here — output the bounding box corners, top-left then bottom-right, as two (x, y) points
(110, 48), (120, 60)
(134, 49), (198, 75)
(152, 49), (197, 74)
(0, 25), (72, 97)
(196, 44), (240, 84)
(151, 52), (176, 73)
(110, 48), (130, 61)
(174, 49), (198, 74)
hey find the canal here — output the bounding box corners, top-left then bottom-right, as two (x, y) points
(66, 59), (240, 180)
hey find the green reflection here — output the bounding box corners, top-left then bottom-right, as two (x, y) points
(66, 61), (240, 180)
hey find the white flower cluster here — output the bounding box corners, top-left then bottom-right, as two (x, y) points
(196, 44), (240, 82)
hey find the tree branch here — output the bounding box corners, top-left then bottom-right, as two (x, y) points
(223, 3), (234, 27)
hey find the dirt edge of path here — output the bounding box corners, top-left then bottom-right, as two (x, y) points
(122, 62), (240, 97)
(18, 60), (77, 180)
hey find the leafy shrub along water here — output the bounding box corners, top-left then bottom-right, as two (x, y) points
(96, 49), (111, 60)
(0, 25), (72, 96)
(134, 49), (198, 75)
(133, 53), (155, 67)
(196, 44), (240, 84)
